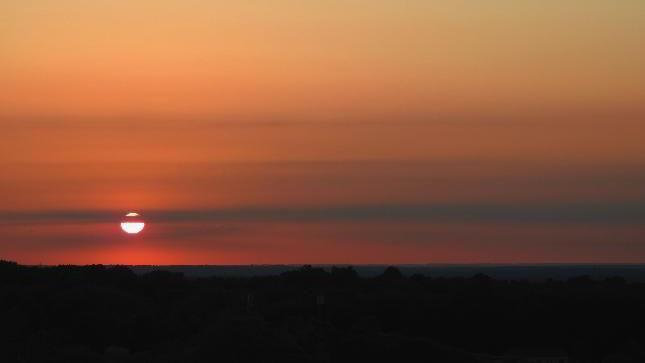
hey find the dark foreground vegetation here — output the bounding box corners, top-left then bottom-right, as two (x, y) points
(2, 260), (645, 363)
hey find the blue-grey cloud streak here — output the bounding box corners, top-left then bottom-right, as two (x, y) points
(2, 202), (645, 225)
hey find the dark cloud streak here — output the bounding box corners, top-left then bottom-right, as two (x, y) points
(2, 202), (645, 225)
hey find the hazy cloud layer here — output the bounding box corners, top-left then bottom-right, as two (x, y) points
(3, 201), (645, 225)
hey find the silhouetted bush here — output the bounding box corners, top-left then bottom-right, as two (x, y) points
(380, 266), (403, 280)
(1, 261), (645, 362)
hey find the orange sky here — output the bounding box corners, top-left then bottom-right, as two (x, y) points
(1, 1), (645, 264)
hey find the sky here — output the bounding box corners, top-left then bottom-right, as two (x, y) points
(1, 1), (645, 264)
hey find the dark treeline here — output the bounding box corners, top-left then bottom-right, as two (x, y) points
(1, 260), (644, 363)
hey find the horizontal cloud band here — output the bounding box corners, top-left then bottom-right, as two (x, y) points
(2, 202), (645, 225)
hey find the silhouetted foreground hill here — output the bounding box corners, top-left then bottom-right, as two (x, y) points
(129, 264), (645, 281)
(2, 260), (645, 362)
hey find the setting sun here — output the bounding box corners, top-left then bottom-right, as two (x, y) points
(120, 212), (145, 234)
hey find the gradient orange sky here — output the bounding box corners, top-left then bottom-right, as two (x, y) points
(1, 1), (645, 264)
